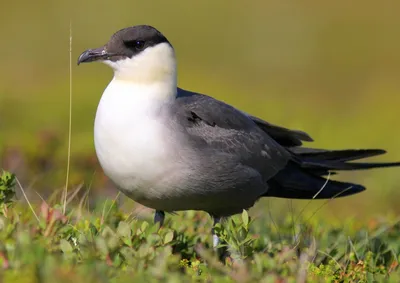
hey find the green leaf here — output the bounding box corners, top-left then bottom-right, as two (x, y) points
(140, 221), (149, 233)
(95, 237), (108, 255)
(164, 230), (174, 244)
(89, 223), (99, 236)
(0, 171), (16, 209)
(138, 244), (150, 258)
(213, 223), (222, 233)
(241, 210), (249, 227)
(60, 239), (73, 253)
(117, 221), (131, 238)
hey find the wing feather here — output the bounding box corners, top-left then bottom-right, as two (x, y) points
(174, 88), (291, 180)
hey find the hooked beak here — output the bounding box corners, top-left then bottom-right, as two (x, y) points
(77, 46), (111, 65)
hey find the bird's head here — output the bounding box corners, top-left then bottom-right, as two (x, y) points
(78, 25), (176, 84)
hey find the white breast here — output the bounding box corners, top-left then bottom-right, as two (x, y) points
(94, 79), (179, 201)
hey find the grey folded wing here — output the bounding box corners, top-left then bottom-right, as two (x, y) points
(174, 88), (291, 181)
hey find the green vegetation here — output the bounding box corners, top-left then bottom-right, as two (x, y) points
(0, 170), (398, 282)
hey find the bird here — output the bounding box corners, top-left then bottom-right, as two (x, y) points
(78, 25), (400, 248)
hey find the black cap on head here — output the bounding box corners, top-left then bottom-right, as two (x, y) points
(77, 25), (170, 65)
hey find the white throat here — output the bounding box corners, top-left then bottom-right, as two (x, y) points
(104, 42), (177, 86)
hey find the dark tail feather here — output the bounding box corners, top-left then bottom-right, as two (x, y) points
(301, 160), (400, 172)
(290, 148), (400, 174)
(265, 148), (399, 199)
(265, 162), (365, 199)
(290, 148), (387, 162)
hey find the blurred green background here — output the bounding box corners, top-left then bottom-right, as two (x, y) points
(1, 1), (399, 222)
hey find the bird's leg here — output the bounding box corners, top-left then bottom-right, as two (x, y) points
(211, 215), (231, 262)
(154, 210), (165, 227)
(212, 217), (221, 249)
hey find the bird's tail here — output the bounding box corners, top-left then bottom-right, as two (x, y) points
(290, 147), (386, 162)
(265, 148), (400, 199)
(291, 148), (400, 175)
(265, 162), (365, 199)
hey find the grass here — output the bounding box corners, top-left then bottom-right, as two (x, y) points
(0, 171), (399, 282)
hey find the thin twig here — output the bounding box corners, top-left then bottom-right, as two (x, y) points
(312, 171), (331, 199)
(295, 171), (332, 225)
(16, 177), (39, 222)
(317, 250), (344, 271)
(77, 187), (91, 221)
(66, 183), (84, 205)
(304, 186), (353, 224)
(292, 185), (353, 250)
(104, 191), (121, 221)
(63, 21), (73, 214)
(288, 200), (297, 242)
(267, 199), (282, 244)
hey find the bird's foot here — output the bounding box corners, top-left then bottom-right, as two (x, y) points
(154, 210), (165, 228)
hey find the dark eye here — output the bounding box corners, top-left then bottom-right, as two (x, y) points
(134, 40), (145, 50)
(125, 40), (145, 50)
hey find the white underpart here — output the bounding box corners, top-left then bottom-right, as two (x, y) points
(94, 43), (180, 203)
